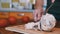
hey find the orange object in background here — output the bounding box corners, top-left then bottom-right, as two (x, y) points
(8, 16), (17, 25)
(21, 16), (30, 23)
(0, 19), (8, 27)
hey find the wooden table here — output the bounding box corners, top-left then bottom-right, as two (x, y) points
(5, 25), (60, 34)
(0, 24), (24, 34)
(0, 28), (22, 34)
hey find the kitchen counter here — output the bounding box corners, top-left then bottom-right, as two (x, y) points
(5, 25), (60, 34)
(0, 21), (60, 34)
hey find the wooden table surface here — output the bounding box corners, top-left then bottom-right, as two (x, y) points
(5, 25), (60, 34)
(0, 26), (24, 34)
(0, 21), (60, 34)
(0, 23), (25, 34)
(0, 28), (18, 34)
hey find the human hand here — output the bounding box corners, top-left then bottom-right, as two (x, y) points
(52, 0), (55, 3)
(33, 9), (43, 22)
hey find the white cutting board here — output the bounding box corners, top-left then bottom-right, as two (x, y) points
(5, 25), (60, 34)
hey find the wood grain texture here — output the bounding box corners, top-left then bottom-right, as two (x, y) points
(0, 12), (9, 18)
(5, 25), (60, 34)
(9, 12), (33, 19)
(0, 12), (33, 19)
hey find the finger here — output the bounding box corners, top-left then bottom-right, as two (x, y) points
(33, 10), (38, 21)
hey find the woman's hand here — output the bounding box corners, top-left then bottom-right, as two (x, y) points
(33, 0), (44, 22)
(33, 9), (43, 22)
(51, 0), (55, 3)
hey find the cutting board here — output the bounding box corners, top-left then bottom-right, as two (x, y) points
(5, 25), (60, 34)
